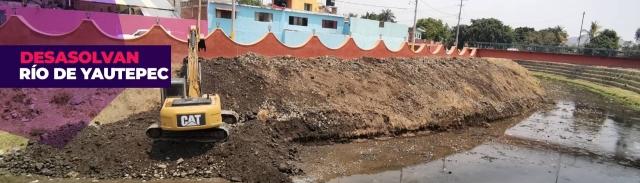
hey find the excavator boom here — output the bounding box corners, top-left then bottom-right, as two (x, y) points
(186, 25), (203, 99)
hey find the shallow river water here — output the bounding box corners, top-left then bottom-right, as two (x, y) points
(326, 80), (640, 183)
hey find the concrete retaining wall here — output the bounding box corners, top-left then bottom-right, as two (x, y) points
(515, 60), (640, 94)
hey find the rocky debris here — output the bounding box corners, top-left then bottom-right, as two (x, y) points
(0, 53), (544, 182)
(1, 111), (301, 183)
(39, 121), (89, 148)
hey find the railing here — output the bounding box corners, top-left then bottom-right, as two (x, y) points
(469, 42), (640, 59)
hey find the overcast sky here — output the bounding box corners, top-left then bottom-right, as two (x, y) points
(263, 0), (640, 41)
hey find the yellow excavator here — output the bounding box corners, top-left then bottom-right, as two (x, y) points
(145, 1), (238, 142)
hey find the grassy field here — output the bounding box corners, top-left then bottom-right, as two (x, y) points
(531, 71), (640, 111)
(0, 131), (28, 152)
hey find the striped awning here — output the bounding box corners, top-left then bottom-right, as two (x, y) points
(80, 0), (176, 10)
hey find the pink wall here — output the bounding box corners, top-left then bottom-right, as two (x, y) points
(0, 6), (207, 40)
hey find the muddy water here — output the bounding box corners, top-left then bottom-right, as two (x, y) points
(325, 80), (640, 183)
(506, 100), (640, 161)
(327, 142), (640, 183)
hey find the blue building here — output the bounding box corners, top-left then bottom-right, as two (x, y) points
(207, 1), (409, 50)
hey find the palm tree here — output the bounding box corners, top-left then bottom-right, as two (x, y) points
(581, 21), (601, 41)
(378, 9), (396, 22)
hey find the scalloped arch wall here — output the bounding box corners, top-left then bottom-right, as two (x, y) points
(3, 14), (637, 68)
(0, 6), (207, 40)
(0, 15), (473, 63)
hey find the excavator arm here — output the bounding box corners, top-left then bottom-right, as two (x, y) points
(185, 25), (206, 99)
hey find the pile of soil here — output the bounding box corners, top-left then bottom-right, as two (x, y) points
(202, 53), (545, 141)
(0, 53), (545, 182)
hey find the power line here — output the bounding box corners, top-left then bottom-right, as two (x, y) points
(419, 0), (456, 16)
(405, 1), (457, 20)
(335, 0), (409, 10)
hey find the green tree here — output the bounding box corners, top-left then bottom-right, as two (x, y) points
(461, 18), (514, 43)
(378, 9), (396, 22)
(522, 31), (556, 46)
(238, 0), (262, 6)
(585, 29), (620, 50)
(360, 12), (379, 21)
(455, 18), (514, 47)
(538, 26), (569, 46)
(415, 18), (451, 42)
(584, 29), (621, 56)
(514, 27), (535, 43)
(347, 13), (358, 18)
(447, 24), (471, 47)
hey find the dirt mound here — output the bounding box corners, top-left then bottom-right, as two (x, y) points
(0, 54), (545, 182)
(91, 88), (161, 125)
(202, 53), (545, 141)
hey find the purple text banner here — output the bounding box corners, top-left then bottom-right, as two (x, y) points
(0, 45), (172, 88)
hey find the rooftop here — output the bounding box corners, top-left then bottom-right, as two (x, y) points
(408, 27), (426, 32)
(208, 0), (347, 18)
(80, 0), (176, 10)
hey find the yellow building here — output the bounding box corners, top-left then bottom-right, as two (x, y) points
(272, 0), (324, 13)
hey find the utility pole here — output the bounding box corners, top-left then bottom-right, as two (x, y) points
(577, 11), (585, 47)
(411, 0), (418, 52)
(231, 0), (236, 40)
(454, 0), (465, 48)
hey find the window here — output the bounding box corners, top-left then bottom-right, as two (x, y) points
(379, 21), (384, 28)
(289, 16), (308, 26)
(255, 12), (273, 22)
(322, 20), (337, 29)
(304, 3), (311, 11)
(216, 9), (235, 19)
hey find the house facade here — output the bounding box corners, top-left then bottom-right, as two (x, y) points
(207, 0), (409, 49)
(408, 27), (424, 42)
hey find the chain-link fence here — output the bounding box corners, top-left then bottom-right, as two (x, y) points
(468, 42), (640, 59)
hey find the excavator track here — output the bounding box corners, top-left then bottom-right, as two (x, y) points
(146, 112), (238, 143)
(145, 123), (230, 143)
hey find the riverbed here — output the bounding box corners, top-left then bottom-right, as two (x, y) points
(320, 79), (640, 183)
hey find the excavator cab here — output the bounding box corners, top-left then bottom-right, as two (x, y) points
(161, 78), (187, 103)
